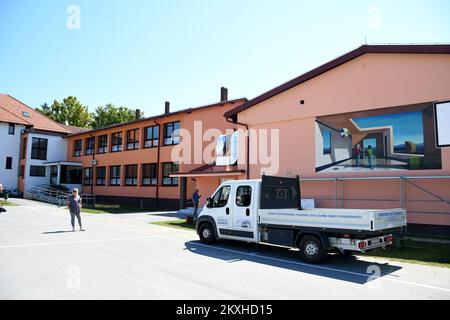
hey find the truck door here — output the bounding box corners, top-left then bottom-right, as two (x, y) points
(220, 183), (257, 242)
(207, 185), (232, 232)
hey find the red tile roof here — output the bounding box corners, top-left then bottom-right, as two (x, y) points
(67, 97), (248, 137)
(60, 124), (91, 134)
(0, 94), (70, 134)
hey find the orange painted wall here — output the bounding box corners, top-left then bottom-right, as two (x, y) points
(235, 53), (450, 226)
(66, 99), (246, 202)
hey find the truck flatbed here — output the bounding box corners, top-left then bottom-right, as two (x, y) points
(259, 208), (406, 232)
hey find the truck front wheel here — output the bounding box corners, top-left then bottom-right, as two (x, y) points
(199, 223), (216, 244)
(298, 235), (326, 263)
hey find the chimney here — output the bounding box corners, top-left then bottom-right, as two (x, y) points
(135, 109), (141, 120)
(220, 87), (228, 102)
(165, 101), (170, 114)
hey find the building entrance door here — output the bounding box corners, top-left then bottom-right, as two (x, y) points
(50, 165), (58, 186)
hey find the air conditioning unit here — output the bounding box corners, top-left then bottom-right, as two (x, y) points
(91, 159), (98, 166)
(216, 131), (239, 166)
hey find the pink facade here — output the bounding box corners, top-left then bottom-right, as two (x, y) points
(225, 48), (450, 229)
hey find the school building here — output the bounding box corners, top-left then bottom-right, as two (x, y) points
(65, 88), (247, 210)
(5, 44), (448, 234)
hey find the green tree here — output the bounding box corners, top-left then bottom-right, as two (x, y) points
(37, 102), (52, 118)
(91, 104), (141, 129)
(36, 96), (92, 127)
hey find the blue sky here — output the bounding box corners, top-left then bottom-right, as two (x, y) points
(353, 111), (424, 145)
(1, 0), (449, 116)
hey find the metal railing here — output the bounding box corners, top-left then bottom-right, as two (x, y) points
(299, 175), (450, 215)
(24, 184), (96, 207)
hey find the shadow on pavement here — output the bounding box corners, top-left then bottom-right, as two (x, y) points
(42, 230), (74, 234)
(184, 240), (402, 285)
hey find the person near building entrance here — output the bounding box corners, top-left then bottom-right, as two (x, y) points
(193, 189), (201, 220)
(354, 144), (361, 167)
(367, 145), (374, 169)
(66, 188), (85, 232)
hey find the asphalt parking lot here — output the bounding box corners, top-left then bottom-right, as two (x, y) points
(1, 199), (449, 299)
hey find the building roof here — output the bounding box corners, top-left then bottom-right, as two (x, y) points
(0, 94), (70, 134)
(60, 124), (91, 134)
(67, 97), (248, 137)
(224, 44), (450, 119)
(170, 163), (245, 178)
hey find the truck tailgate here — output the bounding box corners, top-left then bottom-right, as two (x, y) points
(372, 209), (407, 231)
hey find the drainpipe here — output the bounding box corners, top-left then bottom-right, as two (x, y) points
(89, 133), (95, 195)
(226, 117), (250, 180)
(154, 119), (162, 209)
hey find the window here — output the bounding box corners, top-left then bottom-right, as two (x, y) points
(96, 167), (106, 186)
(236, 186), (252, 207)
(210, 186), (231, 208)
(125, 164), (138, 186)
(85, 137), (95, 155)
(97, 135), (108, 154)
(30, 165), (46, 177)
(111, 132), (122, 152)
(162, 162), (179, 186)
(60, 166), (82, 184)
(8, 123), (15, 135)
(143, 125), (159, 148)
(83, 168), (93, 185)
(73, 139), (82, 157)
(163, 121), (180, 146)
(126, 129), (139, 150)
(142, 163), (157, 186)
(5, 157), (12, 170)
(260, 176), (300, 210)
(31, 138), (48, 160)
(323, 128), (331, 155)
(109, 166), (121, 186)
(22, 111), (29, 117)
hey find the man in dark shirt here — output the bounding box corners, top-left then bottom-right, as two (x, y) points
(192, 189), (201, 220)
(0, 184), (7, 213)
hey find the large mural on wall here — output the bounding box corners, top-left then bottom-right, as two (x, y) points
(315, 102), (442, 173)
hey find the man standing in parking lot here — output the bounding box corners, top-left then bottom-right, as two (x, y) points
(193, 189), (201, 220)
(0, 184), (7, 213)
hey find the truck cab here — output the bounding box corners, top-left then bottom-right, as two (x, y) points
(196, 176), (407, 263)
(198, 180), (260, 243)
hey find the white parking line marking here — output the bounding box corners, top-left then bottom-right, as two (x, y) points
(8, 205), (450, 294)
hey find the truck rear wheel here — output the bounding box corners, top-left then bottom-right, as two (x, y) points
(298, 235), (326, 263)
(199, 223), (216, 244)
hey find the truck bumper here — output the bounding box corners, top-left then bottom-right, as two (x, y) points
(329, 234), (394, 253)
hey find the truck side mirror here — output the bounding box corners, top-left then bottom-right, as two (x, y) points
(206, 197), (212, 208)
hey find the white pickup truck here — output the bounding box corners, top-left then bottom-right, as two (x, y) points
(196, 175), (407, 263)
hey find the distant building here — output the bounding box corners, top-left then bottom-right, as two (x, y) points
(0, 94), (81, 192)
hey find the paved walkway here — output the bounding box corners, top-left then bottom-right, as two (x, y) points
(1, 200), (449, 299)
